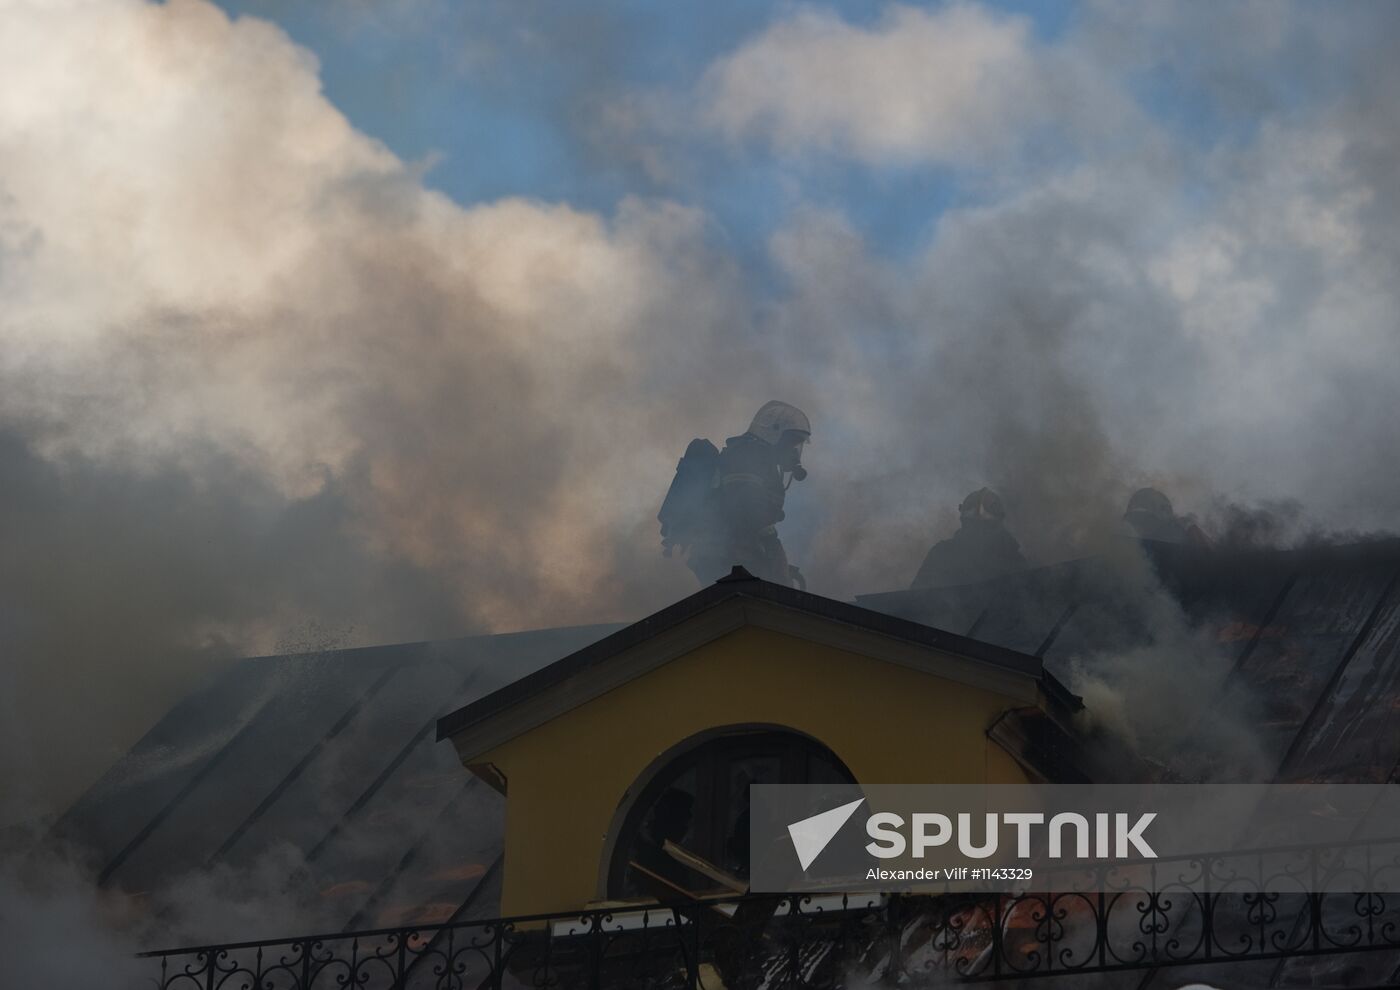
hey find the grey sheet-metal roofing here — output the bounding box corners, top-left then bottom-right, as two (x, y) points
(52, 623), (622, 938)
(857, 538), (1400, 785)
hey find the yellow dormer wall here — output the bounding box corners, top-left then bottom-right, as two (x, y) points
(473, 625), (1034, 917)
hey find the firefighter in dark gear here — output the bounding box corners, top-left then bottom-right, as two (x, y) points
(1123, 487), (1211, 547)
(660, 401), (810, 588)
(911, 487), (1027, 589)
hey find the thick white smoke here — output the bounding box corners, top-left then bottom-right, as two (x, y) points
(3, 0), (1400, 914)
(5, 3), (1400, 986)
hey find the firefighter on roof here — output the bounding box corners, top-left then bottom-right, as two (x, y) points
(911, 487), (1028, 589)
(1123, 487), (1212, 547)
(658, 401), (810, 588)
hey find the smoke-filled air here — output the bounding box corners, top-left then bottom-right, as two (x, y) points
(3, 0), (1400, 976)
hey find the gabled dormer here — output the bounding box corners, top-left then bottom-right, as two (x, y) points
(436, 568), (1082, 917)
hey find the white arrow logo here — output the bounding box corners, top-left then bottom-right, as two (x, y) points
(787, 798), (866, 870)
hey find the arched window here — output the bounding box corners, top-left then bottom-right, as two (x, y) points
(606, 728), (855, 899)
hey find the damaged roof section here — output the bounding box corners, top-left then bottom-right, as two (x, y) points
(857, 538), (1400, 785)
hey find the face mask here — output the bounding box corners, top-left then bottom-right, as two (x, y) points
(777, 439), (807, 475)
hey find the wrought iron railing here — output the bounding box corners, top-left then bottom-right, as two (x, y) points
(140, 843), (1400, 987)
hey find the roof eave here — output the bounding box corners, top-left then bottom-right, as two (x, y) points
(437, 574), (1070, 760)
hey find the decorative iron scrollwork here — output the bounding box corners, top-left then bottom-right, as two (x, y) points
(140, 840), (1400, 987)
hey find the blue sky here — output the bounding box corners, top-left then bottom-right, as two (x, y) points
(212, 1), (1082, 265)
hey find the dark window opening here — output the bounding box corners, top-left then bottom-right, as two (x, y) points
(607, 730), (855, 899)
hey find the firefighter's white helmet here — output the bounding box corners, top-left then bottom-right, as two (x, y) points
(747, 401), (811, 446)
(1126, 487), (1174, 521)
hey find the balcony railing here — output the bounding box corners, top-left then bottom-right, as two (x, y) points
(140, 842), (1400, 988)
